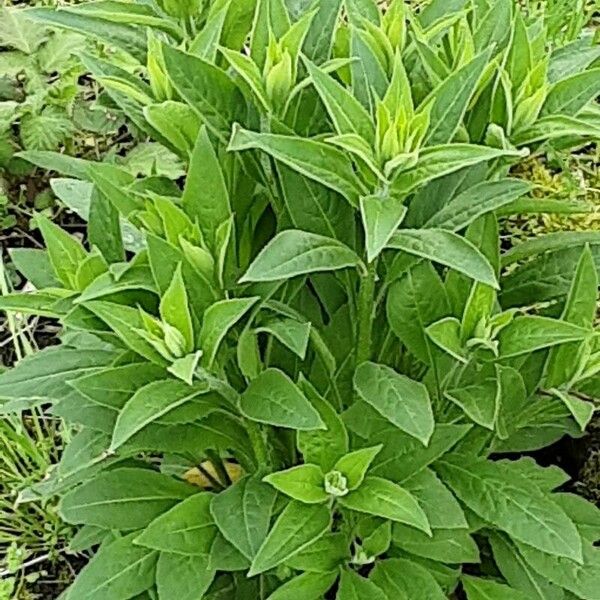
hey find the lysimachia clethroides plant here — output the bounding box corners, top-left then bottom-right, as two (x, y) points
(1, 0), (600, 598)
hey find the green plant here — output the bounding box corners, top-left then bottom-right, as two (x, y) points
(1, 0), (600, 599)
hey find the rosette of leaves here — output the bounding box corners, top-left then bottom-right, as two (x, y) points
(1, 1), (600, 599)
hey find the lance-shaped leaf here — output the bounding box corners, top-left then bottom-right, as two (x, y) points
(546, 245), (598, 387)
(390, 145), (524, 196)
(228, 125), (365, 204)
(182, 125), (231, 248)
(353, 362), (434, 445)
(210, 475), (277, 560)
(64, 533), (157, 600)
(267, 571), (337, 599)
(462, 576), (530, 600)
(156, 553), (215, 600)
(199, 297), (259, 367)
(304, 58), (375, 143)
(240, 368), (325, 430)
(60, 468), (196, 530)
(542, 68), (600, 117)
(249, 500), (331, 576)
(240, 230), (363, 283)
(163, 45), (244, 140)
(388, 229), (498, 288)
(360, 194), (408, 262)
(425, 179), (531, 232)
(135, 493), (218, 555)
(110, 379), (210, 451)
(338, 476), (431, 534)
(425, 49), (492, 146)
(435, 454), (583, 562)
(370, 558), (446, 599)
(263, 464), (328, 504)
(498, 316), (591, 359)
(160, 264), (194, 353)
(337, 569), (387, 600)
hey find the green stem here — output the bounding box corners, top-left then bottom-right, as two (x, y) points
(356, 260), (377, 366)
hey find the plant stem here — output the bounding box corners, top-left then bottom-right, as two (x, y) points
(356, 260), (377, 366)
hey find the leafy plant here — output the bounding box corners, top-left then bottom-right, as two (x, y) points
(1, 0), (600, 599)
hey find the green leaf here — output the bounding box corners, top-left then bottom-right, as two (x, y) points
(354, 362), (434, 445)
(162, 45), (244, 140)
(228, 125), (365, 204)
(266, 571), (337, 600)
(65, 533), (157, 600)
(546, 246), (598, 388)
(425, 179), (531, 232)
(144, 101), (201, 157)
(392, 526), (480, 564)
(425, 49), (491, 146)
(286, 533), (349, 573)
(60, 468), (196, 530)
(0, 346), (119, 413)
(336, 568), (387, 600)
(403, 468), (468, 530)
(240, 230), (362, 283)
(160, 264), (194, 353)
(390, 145), (523, 196)
(200, 297), (258, 367)
(435, 455), (583, 562)
(28, 6), (147, 63)
(488, 533), (563, 600)
(210, 475), (277, 560)
(85, 301), (168, 365)
(339, 476), (431, 534)
(296, 377), (349, 471)
(304, 58), (375, 143)
(445, 361), (499, 430)
(264, 464), (328, 504)
(386, 261), (451, 365)
(549, 389), (595, 432)
(110, 380), (210, 451)
(256, 317), (311, 359)
(88, 184), (125, 264)
(249, 500), (331, 576)
(240, 368), (325, 430)
(135, 493), (217, 555)
(156, 553), (215, 600)
(542, 68), (600, 117)
(334, 445), (382, 490)
(462, 575), (530, 600)
(182, 126), (231, 249)
(388, 230), (499, 288)
(360, 195), (408, 262)
(36, 215), (87, 289)
(370, 558), (446, 599)
(498, 316), (591, 359)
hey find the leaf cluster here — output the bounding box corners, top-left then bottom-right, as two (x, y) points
(1, 0), (600, 599)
